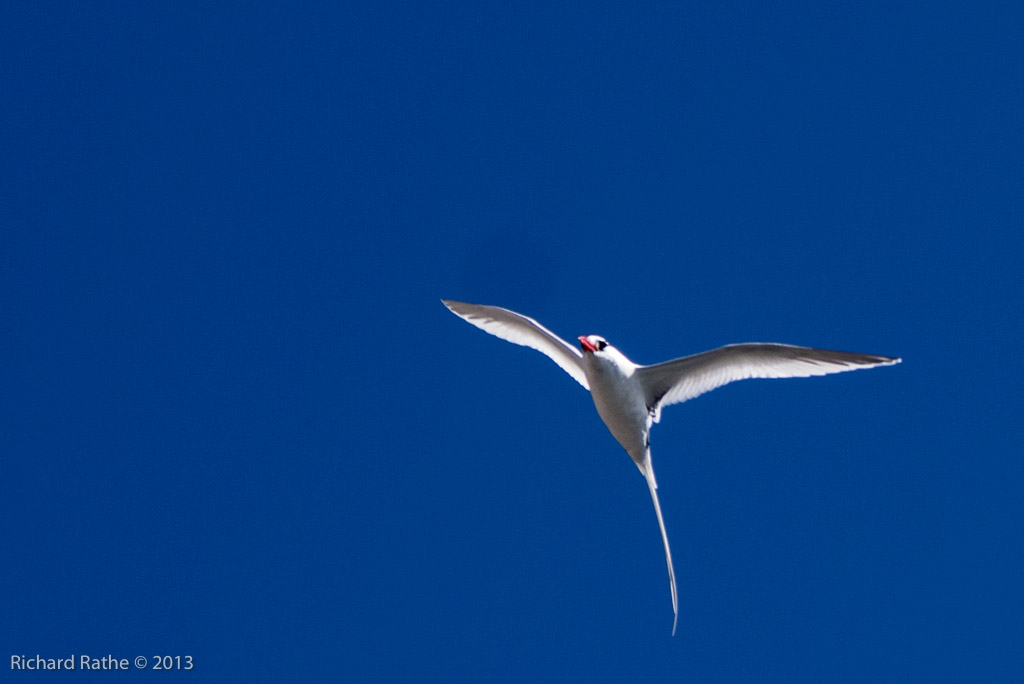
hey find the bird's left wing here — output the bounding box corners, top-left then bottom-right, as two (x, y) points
(638, 343), (900, 419)
(442, 300), (589, 390)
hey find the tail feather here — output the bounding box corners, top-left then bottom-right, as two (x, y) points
(643, 453), (678, 635)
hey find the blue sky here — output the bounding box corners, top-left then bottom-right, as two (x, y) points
(2, 1), (1021, 681)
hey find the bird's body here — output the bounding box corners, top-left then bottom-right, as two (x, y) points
(581, 341), (648, 468)
(442, 300), (900, 634)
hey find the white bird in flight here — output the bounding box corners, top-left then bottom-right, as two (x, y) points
(442, 300), (900, 634)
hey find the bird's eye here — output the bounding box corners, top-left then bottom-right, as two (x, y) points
(596, 340), (608, 351)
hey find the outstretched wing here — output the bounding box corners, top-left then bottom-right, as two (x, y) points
(442, 300), (589, 390)
(639, 343), (900, 419)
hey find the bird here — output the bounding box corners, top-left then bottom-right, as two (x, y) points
(442, 299), (900, 635)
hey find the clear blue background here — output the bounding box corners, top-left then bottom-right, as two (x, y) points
(2, 1), (1021, 681)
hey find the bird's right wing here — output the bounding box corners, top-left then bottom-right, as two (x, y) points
(442, 300), (589, 390)
(639, 343), (900, 419)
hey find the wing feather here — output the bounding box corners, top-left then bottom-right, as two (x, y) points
(442, 300), (589, 390)
(639, 343), (900, 415)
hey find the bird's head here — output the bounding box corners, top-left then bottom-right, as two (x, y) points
(578, 335), (609, 354)
(579, 335), (639, 372)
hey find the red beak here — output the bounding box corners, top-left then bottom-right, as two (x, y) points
(578, 336), (597, 353)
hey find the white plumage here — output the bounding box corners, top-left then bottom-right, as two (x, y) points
(443, 300), (900, 635)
